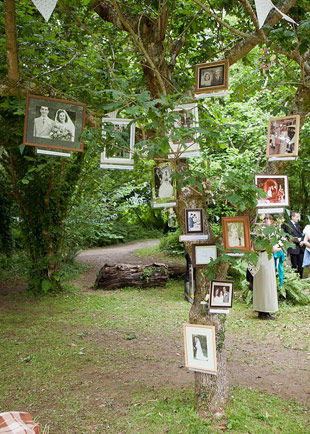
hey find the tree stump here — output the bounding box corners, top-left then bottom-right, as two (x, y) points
(94, 263), (173, 290)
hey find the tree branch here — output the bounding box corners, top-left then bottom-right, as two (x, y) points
(191, 0), (250, 39)
(34, 53), (79, 79)
(4, 0), (20, 80)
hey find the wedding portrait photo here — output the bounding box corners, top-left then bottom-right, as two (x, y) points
(267, 115), (300, 158)
(152, 162), (176, 207)
(183, 324), (217, 373)
(222, 216), (251, 252)
(255, 175), (289, 207)
(23, 94), (86, 152)
(195, 60), (229, 94)
(210, 280), (234, 308)
(185, 208), (204, 234)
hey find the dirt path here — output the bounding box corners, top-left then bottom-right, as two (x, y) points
(76, 240), (310, 407)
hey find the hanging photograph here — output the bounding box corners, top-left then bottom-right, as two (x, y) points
(23, 94), (86, 152)
(183, 324), (217, 373)
(255, 175), (289, 208)
(192, 244), (217, 267)
(267, 115), (300, 158)
(209, 280), (234, 308)
(168, 103), (200, 158)
(185, 208), (204, 234)
(222, 216), (251, 252)
(152, 162), (176, 208)
(195, 60), (229, 94)
(100, 118), (135, 168)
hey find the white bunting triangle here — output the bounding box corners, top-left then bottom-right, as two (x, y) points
(254, 0), (297, 28)
(32, 0), (58, 22)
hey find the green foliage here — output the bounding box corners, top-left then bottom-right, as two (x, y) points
(159, 229), (184, 256)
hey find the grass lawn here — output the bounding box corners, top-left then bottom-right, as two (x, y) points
(0, 273), (309, 433)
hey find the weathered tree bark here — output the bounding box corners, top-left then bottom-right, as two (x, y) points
(4, 0), (20, 81)
(94, 263), (170, 289)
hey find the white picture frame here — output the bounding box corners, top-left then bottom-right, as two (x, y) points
(183, 324), (217, 373)
(168, 103), (200, 158)
(100, 118), (135, 167)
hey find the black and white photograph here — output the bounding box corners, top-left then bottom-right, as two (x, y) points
(210, 280), (234, 308)
(183, 324), (217, 373)
(100, 118), (135, 167)
(267, 115), (300, 158)
(195, 60), (229, 94)
(185, 208), (204, 234)
(23, 94), (86, 152)
(222, 216), (251, 252)
(152, 162), (176, 207)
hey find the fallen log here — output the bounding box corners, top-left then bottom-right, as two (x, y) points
(94, 262), (185, 290)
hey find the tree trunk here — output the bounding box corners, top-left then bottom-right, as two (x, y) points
(4, 0), (20, 80)
(174, 160), (230, 421)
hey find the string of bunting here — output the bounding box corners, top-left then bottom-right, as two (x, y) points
(254, 0), (297, 29)
(31, 0), (58, 22)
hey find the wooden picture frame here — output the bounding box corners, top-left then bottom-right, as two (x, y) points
(210, 280), (234, 308)
(255, 174), (289, 208)
(195, 60), (229, 94)
(267, 115), (300, 158)
(185, 208), (204, 234)
(183, 324), (217, 373)
(192, 244), (217, 267)
(152, 162), (176, 208)
(23, 94), (86, 152)
(100, 117), (135, 167)
(222, 216), (251, 252)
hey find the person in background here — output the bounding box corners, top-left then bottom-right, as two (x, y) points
(284, 211), (304, 278)
(301, 224), (310, 274)
(253, 215), (281, 320)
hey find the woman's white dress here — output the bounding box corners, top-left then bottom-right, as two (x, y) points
(253, 251), (278, 313)
(194, 339), (208, 361)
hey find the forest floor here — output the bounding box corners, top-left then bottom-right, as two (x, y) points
(0, 240), (310, 433)
(76, 240), (310, 406)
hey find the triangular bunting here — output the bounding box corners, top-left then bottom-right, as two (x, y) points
(31, 0), (58, 22)
(254, 0), (297, 28)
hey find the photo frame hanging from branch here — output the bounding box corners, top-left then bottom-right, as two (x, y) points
(100, 118), (135, 170)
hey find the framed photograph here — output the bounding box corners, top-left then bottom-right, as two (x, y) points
(183, 324), (217, 373)
(255, 174), (289, 208)
(100, 118), (135, 167)
(152, 162), (176, 208)
(192, 244), (217, 267)
(23, 94), (86, 152)
(210, 280), (233, 308)
(185, 208), (204, 234)
(195, 60), (229, 94)
(168, 103), (200, 158)
(267, 115), (300, 158)
(222, 216), (251, 252)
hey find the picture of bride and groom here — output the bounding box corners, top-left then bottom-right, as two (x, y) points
(24, 95), (86, 152)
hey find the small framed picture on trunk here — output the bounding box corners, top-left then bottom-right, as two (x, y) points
(267, 115), (300, 158)
(185, 208), (204, 234)
(222, 216), (251, 252)
(183, 324), (217, 374)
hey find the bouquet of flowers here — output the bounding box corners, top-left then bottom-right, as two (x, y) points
(50, 124), (72, 141)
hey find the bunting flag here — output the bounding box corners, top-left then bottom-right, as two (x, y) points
(254, 0), (297, 28)
(32, 0), (58, 22)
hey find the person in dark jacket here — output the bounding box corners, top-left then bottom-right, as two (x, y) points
(284, 211), (304, 278)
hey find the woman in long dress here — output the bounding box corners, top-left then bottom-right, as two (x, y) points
(50, 109), (75, 142)
(253, 215), (280, 320)
(302, 225), (310, 271)
(194, 337), (208, 361)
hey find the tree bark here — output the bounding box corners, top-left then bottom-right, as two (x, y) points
(4, 0), (20, 80)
